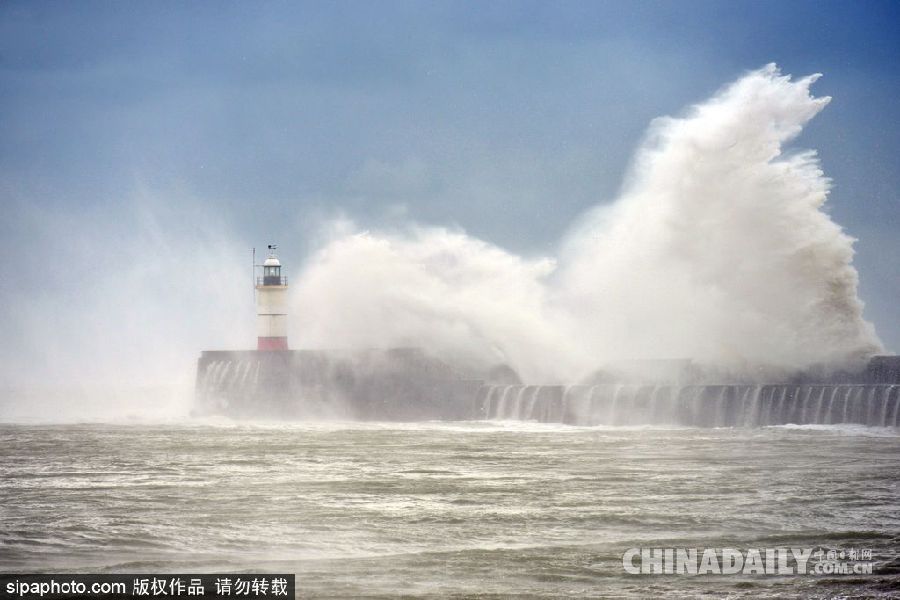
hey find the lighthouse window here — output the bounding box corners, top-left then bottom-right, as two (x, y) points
(263, 266), (281, 284)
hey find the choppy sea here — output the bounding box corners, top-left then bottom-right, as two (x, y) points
(2, 420), (899, 598)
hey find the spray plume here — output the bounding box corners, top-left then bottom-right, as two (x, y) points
(292, 65), (882, 382)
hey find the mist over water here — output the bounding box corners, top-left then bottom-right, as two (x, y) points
(0, 196), (253, 421)
(293, 65), (882, 383)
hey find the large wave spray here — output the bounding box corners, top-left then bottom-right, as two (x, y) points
(292, 65), (882, 382)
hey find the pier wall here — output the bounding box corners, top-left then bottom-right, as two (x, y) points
(195, 348), (480, 420)
(196, 353), (900, 426)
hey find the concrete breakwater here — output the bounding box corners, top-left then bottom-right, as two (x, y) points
(194, 348), (480, 421)
(196, 352), (900, 426)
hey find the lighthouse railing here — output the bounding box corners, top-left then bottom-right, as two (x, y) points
(257, 276), (288, 286)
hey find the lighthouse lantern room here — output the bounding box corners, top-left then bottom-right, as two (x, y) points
(256, 245), (289, 351)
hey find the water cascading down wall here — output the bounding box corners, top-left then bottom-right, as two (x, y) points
(474, 382), (900, 428)
(196, 351), (900, 426)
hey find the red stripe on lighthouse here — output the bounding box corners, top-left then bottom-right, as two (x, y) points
(257, 337), (289, 351)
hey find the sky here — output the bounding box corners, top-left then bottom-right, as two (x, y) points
(0, 0), (898, 388)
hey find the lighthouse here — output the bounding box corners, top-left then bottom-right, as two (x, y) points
(256, 245), (289, 351)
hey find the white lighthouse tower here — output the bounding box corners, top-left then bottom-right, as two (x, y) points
(256, 245), (288, 351)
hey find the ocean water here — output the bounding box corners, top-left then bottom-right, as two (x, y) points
(2, 420), (899, 598)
